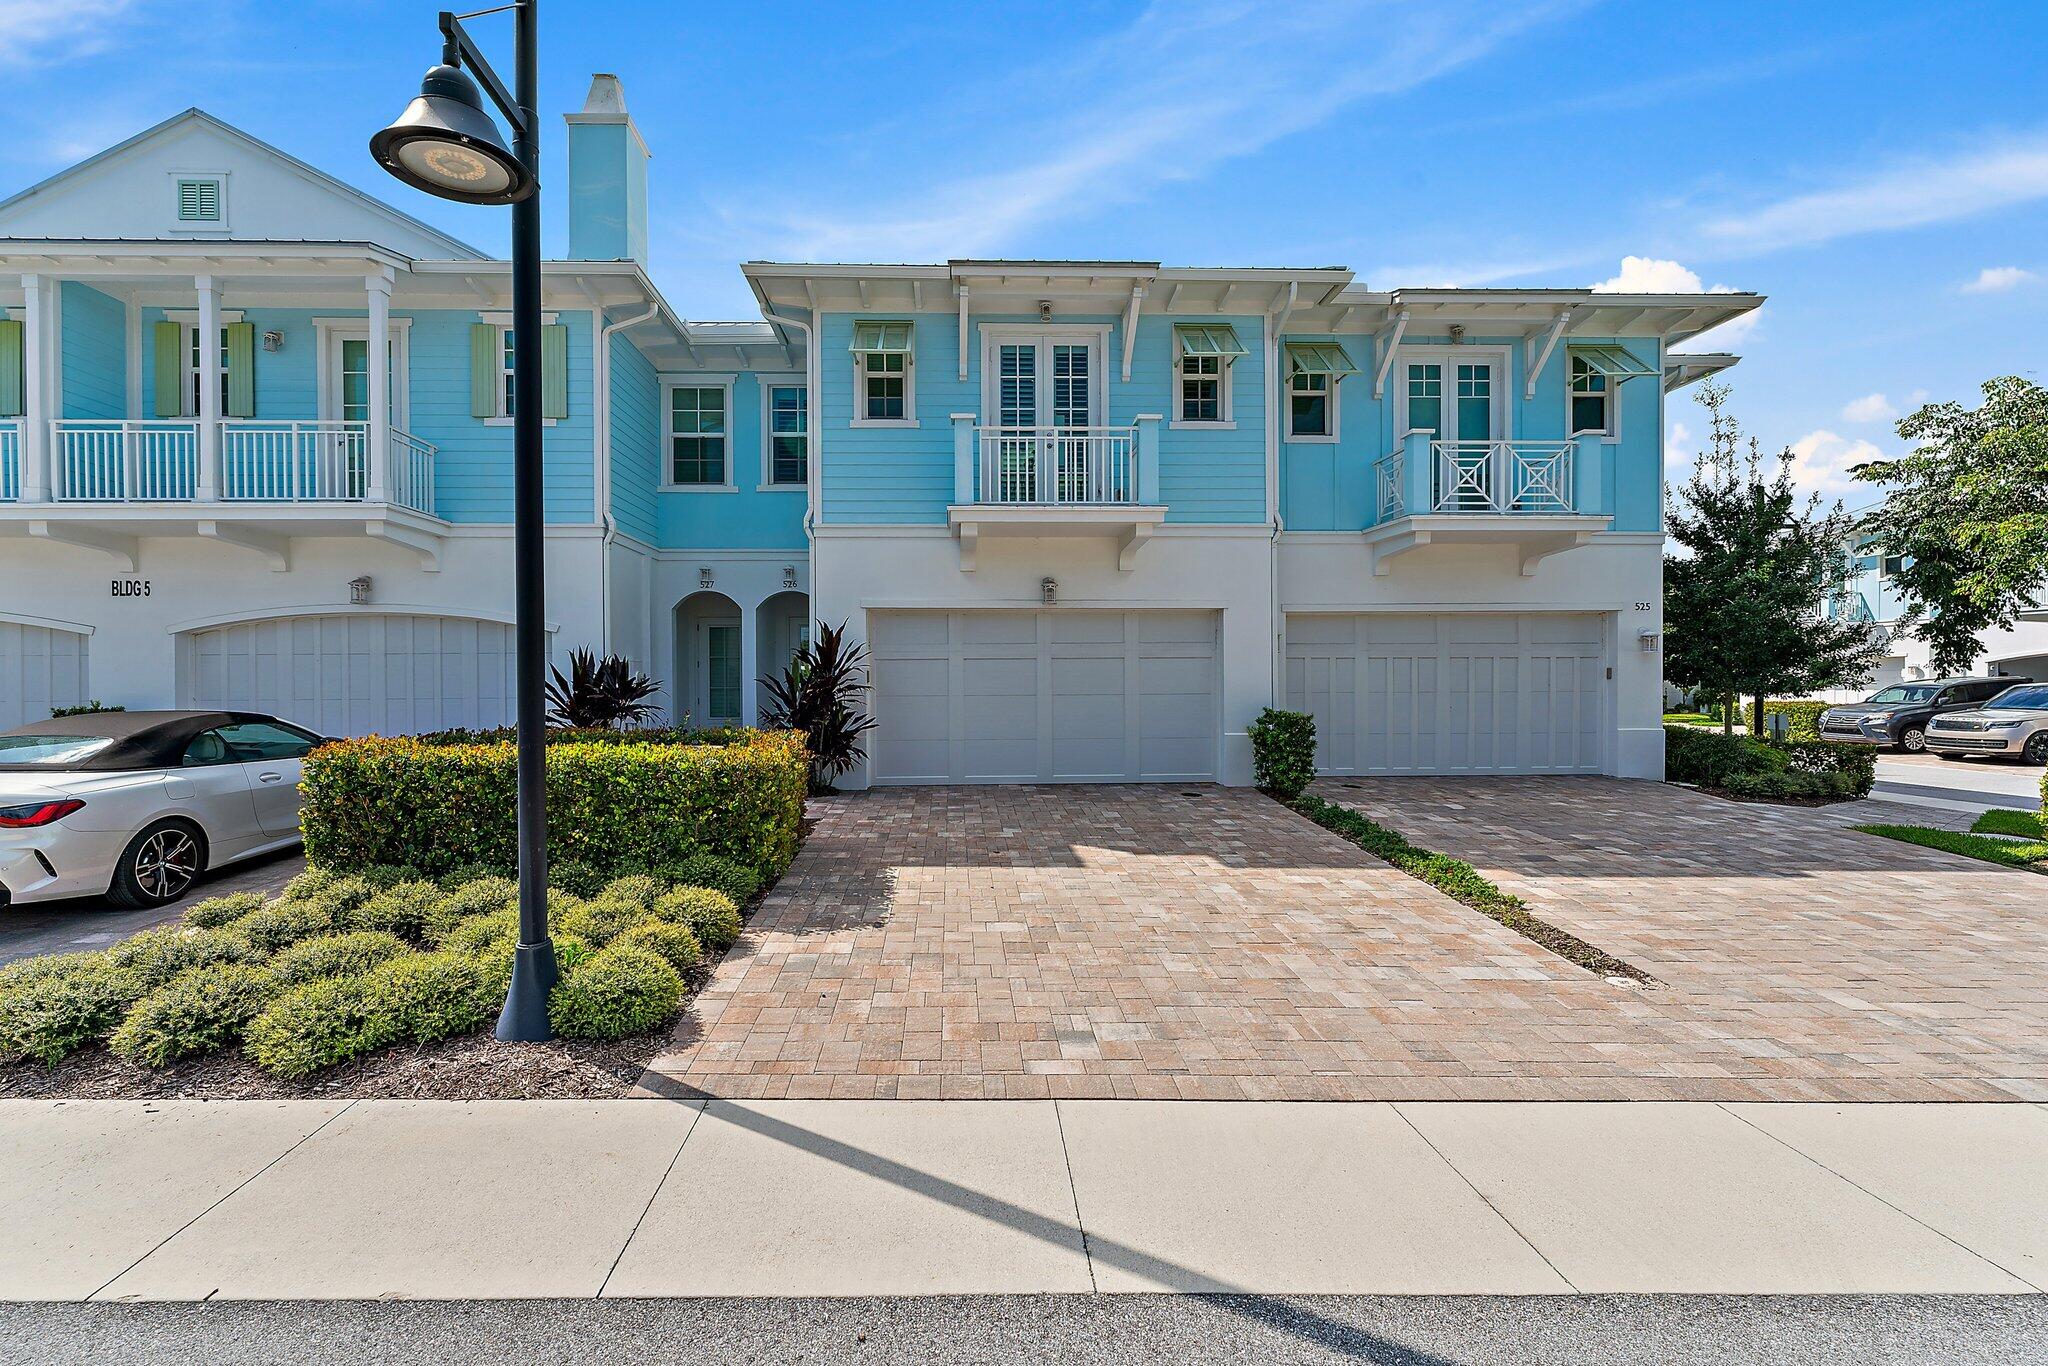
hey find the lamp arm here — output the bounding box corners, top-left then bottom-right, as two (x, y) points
(438, 10), (530, 135)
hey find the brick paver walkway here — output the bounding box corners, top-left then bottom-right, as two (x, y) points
(641, 780), (2048, 1102)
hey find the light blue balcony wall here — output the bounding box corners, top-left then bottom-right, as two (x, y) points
(1278, 333), (1662, 534)
(817, 310), (1267, 525)
(655, 369), (809, 549)
(607, 327), (660, 544)
(60, 281), (126, 419)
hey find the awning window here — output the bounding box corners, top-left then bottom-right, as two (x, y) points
(1285, 342), (1359, 376)
(1568, 343), (1656, 381)
(1173, 323), (1248, 358)
(848, 320), (914, 356)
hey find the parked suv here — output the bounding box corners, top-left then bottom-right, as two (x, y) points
(1817, 676), (2033, 753)
(1926, 682), (2048, 765)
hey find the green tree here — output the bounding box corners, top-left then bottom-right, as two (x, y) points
(1664, 382), (1881, 734)
(1852, 376), (2048, 674)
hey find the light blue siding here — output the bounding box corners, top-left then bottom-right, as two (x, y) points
(656, 370), (809, 549)
(818, 312), (967, 524)
(1132, 313), (1266, 524)
(60, 281), (125, 419)
(1278, 333), (1662, 534)
(607, 328), (659, 543)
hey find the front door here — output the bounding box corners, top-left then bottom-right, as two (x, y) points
(695, 620), (742, 726)
(1407, 357), (1500, 509)
(325, 334), (405, 499)
(985, 333), (1102, 502)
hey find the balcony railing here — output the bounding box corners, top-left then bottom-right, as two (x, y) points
(38, 420), (436, 514)
(0, 420), (19, 502)
(951, 416), (1162, 508)
(1376, 433), (1605, 521)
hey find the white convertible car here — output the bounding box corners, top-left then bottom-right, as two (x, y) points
(0, 711), (324, 908)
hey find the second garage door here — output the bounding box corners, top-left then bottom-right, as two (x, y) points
(179, 613), (520, 738)
(0, 621), (89, 730)
(868, 610), (1218, 783)
(1286, 613), (1606, 775)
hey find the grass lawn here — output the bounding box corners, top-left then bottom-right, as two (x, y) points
(1854, 823), (2048, 870)
(1662, 712), (1717, 726)
(1972, 808), (2047, 840)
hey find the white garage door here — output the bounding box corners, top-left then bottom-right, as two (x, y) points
(1286, 613), (1605, 775)
(180, 614), (518, 738)
(0, 621), (89, 729)
(868, 610), (1218, 783)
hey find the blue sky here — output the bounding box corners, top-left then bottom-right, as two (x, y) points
(2, 0), (2043, 511)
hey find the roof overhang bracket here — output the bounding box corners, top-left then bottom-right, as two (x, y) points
(1120, 284), (1144, 382)
(1523, 309), (1573, 399)
(197, 520), (290, 573)
(26, 520), (137, 572)
(1371, 310), (1410, 400)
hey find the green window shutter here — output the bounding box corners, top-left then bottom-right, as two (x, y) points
(541, 323), (569, 419)
(470, 322), (499, 418)
(153, 320), (184, 417)
(0, 319), (22, 417)
(224, 322), (256, 418)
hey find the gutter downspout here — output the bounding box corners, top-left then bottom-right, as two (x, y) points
(595, 301), (660, 657)
(761, 305), (818, 625)
(1267, 282), (1297, 710)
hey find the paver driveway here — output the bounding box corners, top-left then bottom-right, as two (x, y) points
(641, 780), (2048, 1102)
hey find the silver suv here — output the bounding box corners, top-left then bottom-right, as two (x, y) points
(1926, 683), (2048, 765)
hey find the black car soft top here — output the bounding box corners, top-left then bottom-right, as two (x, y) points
(0, 710), (277, 771)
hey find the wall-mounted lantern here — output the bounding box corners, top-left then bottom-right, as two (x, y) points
(1637, 630), (1660, 653)
(1041, 576), (1058, 605)
(348, 575), (373, 605)
(262, 330), (285, 352)
(782, 564), (798, 589)
(698, 565), (715, 590)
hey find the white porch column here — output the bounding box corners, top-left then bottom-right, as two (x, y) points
(365, 271), (392, 503)
(739, 596), (761, 727)
(19, 274), (48, 502)
(195, 275), (221, 501)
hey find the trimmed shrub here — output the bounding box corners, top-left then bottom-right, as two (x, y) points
(229, 897), (345, 954)
(364, 951), (493, 1043)
(439, 861), (510, 889)
(1248, 707), (1318, 800)
(0, 959), (149, 1064)
(0, 950), (105, 992)
(547, 945), (684, 1041)
(652, 886), (741, 952)
(654, 851), (760, 907)
(108, 965), (282, 1067)
(425, 876), (519, 943)
(244, 975), (399, 1079)
(612, 920), (702, 975)
(474, 934), (593, 994)
(441, 908), (520, 957)
(548, 859), (608, 898)
(107, 924), (258, 990)
(598, 874), (663, 911)
(557, 896), (649, 949)
(1722, 769), (1860, 801)
(349, 880), (443, 942)
(1778, 738), (1877, 797)
(299, 730), (807, 880)
(356, 864), (426, 891)
(279, 867), (343, 902)
(1665, 725), (1872, 801)
(267, 931), (412, 986)
(184, 891), (266, 929)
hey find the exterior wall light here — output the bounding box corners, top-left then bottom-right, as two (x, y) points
(782, 564), (798, 589)
(1041, 577), (1058, 605)
(1638, 630), (1660, 652)
(699, 565), (716, 589)
(348, 575), (373, 605)
(1038, 300), (1053, 322)
(262, 330), (285, 352)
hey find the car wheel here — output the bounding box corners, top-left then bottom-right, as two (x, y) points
(2025, 732), (2048, 766)
(1899, 725), (1927, 753)
(105, 819), (207, 909)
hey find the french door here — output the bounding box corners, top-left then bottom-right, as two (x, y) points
(983, 331), (1110, 503)
(1406, 354), (1503, 511)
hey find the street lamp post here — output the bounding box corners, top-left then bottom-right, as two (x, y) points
(372, 1), (556, 1040)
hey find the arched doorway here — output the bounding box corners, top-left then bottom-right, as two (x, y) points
(753, 589), (811, 720)
(674, 591), (743, 728)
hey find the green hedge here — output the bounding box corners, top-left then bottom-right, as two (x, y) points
(1248, 708), (1317, 800)
(1707, 699), (1830, 740)
(409, 725), (754, 748)
(1665, 725), (1873, 800)
(300, 729), (807, 881)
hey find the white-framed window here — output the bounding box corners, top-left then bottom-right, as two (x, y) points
(850, 320), (916, 427)
(1880, 553), (1906, 579)
(1171, 323), (1245, 428)
(759, 377), (808, 488)
(162, 309), (245, 417)
(1288, 370), (1333, 439)
(663, 376), (736, 489)
(1568, 352), (1613, 437)
(313, 317), (413, 428)
(1392, 345), (1510, 443)
(977, 326), (1109, 429)
(477, 310), (559, 425)
(168, 171), (228, 231)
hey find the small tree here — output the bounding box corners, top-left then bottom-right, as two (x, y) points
(543, 650), (659, 729)
(1853, 376), (2048, 674)
(1663, 382), (1881, 734)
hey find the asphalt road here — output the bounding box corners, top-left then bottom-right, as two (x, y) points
(1873, 752), (2043, 813)
(1, 1296), (2042, 1365)
(0, 847), (303, 968)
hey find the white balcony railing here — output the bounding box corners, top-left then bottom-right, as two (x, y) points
(1376, 433), (1603, 521)
(42, 419), (436, 514)
(972, 426), (1138, 505)
(0, 420), (19, 501)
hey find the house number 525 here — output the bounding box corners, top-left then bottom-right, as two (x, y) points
(1633, 601), (1653, 612)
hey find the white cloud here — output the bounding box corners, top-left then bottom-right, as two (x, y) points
(1698, 133), (2048, 255)
(1594, 256), (1760, 350)
(715, 0), (1582, 261)
(0, 0), (138, 70)
(1841, 393), (1896, 423)
(1786, 429), (1883, 501)
(1960, 265), (2040, 294)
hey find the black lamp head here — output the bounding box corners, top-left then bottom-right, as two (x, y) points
(370, 63), (533, 205)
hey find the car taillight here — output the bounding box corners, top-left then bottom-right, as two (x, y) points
(0, 799), (85, 828)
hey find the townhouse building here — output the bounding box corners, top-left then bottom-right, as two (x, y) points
(0, 78), (1757, 787)
(1816, 546), (2048, 701)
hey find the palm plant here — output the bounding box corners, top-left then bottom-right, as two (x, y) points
(761, 621), (877, 790)
(544, 649), (660, 729)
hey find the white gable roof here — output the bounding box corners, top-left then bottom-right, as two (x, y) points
(0, 109), (487, 260)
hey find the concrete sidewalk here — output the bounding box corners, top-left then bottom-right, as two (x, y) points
(3, 1099), (2044, 1301)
